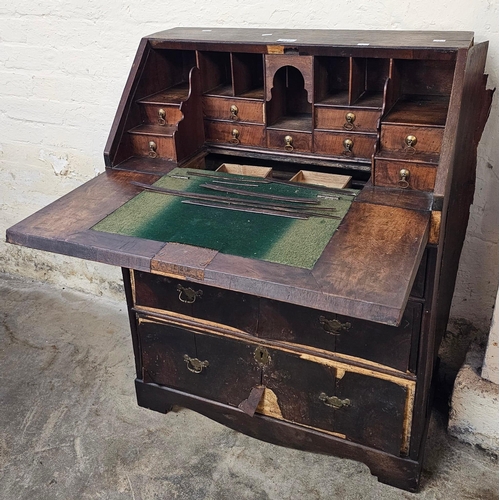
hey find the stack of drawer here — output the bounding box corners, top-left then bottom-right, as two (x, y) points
(314, 106), (380, 159)
(128, 84), (188, 161)
(373, 96), (448, 191)
(130, 258), (428, 457)
(203, 94), (266, 148)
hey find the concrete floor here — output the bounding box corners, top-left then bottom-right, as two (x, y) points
(0, 273), (498, 500)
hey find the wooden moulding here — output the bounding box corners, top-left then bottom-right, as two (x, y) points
(215, 163), (272, 177)
(290, 170), (352, 189)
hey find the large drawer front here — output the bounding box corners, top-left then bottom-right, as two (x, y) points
(139, 318), (410, 456)
(139, 320), (261, 406)
(133, 271), (259, 334)
(261, 347), (409, 455)
(258, 299), (422, 373)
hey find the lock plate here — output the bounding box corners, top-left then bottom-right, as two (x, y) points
(254, 346), (271, 365)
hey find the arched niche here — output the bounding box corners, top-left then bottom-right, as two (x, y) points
(266, 60), (313, 131)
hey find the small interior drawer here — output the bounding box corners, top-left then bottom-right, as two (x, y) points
(374, 159), (437, 192)
(380, 124), (444, 155)
(139, 319), (261, 405)
(257, 299), (420, 373)
(132, 271), (259, 334)
(260, 347), (409, 455)
(129, 134), (177, 161)
(202, 96), (264, 123)
(315, 107), (380, 132)
(314, 130), (376, 159)
(204, 120), (265, 147)
(267, 130), (312, 153)
(140, 104), (183, 127)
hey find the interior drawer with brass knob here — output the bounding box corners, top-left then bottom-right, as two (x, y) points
(380, 124), (444, 156)
(257, 298), (421, 372)
(204, 120), (266, 147)
(374, 159), (438, 192)
(314, 107), (381, 132)
(131, 270), (259, 334)
(314, 130), (377, 159)
(267, 130), (312, 153)
(140, 104), (183, 127)
(259, 346), (411, 455)
(139, 319), (261, 405)
(202, 96), (265, 123)
(128, 132), (177, 161)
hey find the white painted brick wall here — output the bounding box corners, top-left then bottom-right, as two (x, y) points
(1, 1), (498, 327)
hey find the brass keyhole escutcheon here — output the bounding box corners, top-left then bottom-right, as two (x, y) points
(158, 108), (166, 126)
(230, 128), (240, 144)
(177, 284), (203, 304)
(319, 316), (351, 335)
(183, 354), (209, 374)
(254, 346), (270, 365)
(343, 138), (354, 156)
(319, 392), (351, 409)
(343, 112), (356, 130)
(148, 141), (158, 158)
(404, 135), (417, 154)
(284, 135), (294, 151)
(398, 168), (410, 189)
(230, 104), (239, 120)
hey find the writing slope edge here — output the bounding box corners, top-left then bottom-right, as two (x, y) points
(311, 202), (430, 326)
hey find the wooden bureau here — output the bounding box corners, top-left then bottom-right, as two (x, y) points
(6, 28), (493, 491)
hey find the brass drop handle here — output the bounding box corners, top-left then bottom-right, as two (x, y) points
(319, 316), (351, 336)
(342, 138), (354, 156)
(183, 354), (209, 374)
(177, 284), (203, 304)
(230, 104), (239, 120)
(284, 135), (294, 151)
(319, 392), (351, 409)
(398, 168), (410, 189)
(230, 128), (240, 144)
(148, 141), (158, 158)
(404, 135), (417, 154)
(158, 108), (166, 126)
(343, 112), (356, 130)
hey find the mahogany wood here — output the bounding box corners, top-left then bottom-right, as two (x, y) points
(314, 107), (380, 132)
(202, 96), (265, 123)
(314, 130), (377, 159)
(204, 120), (265, 147)
(374, 160), (437, 192)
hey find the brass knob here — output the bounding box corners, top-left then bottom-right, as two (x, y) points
(230, 128), (240, 144)
(284, 135), (294, 151)
(148, 140), (158, 158)
(398, 168), (410, 189)
(230, 104), (239, 119)
(343, 112), (356, 130)
(319, 393), (351, 409)
(343, 138), (354, 156)
(404, 135), (417, 154)
(183, 355), (209, 374)
(158, 108), (166, 126)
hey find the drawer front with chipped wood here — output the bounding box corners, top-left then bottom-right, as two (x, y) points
(314, 130), (376, 159)
(204, 120), (266, 147)
(374, 159), (437, 192)
(258, 299), (421, 373)
(139, 319), (261, 405)
(315, 107), (380, 132)
(132, 271), (259, 334)
(259, 348), (410, 455)
(380, 124), (444, 155)
(202, 96), (265, 123)
(267, 130), (312, 153)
